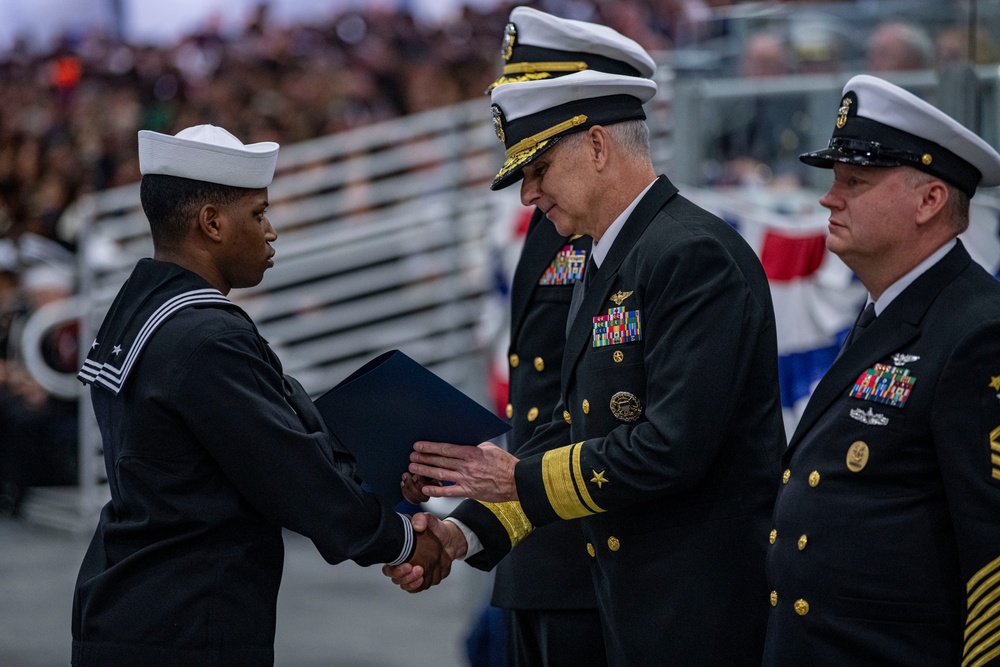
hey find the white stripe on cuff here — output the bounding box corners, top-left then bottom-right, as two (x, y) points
(387, 513), (414, 566)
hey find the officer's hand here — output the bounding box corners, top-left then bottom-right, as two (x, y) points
(408, 441), (518, 503)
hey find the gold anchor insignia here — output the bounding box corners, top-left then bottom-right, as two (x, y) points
(502, 22), (517, 61)
(590, 470), (609, 488)
(836, 96), (851, 129)
(491, 105), (505, 143)
(609, 290), (633, 306)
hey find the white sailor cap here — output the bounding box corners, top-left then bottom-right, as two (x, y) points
(800, 74), (1000, 198)
(138, 125), (279, 189)
(490, 70), (656, 190)
(490, 6), (656, 91)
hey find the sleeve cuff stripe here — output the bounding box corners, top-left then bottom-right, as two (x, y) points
(963, 630), (1000, 667)
(542, 443), (594, 520)
(480, 500), (533, 549)
(571, 443), (604, 514)
(968, 555), (1000, 598)
(387, 513), (414, 566)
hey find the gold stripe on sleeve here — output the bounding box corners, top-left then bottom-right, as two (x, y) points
(542, 443), (595, 520)
(571, 443), (605, 515)
(963, 555), (1000, 666)
(964, 626), (1000, 667)
(968, 555), (1000, 598)
(479, 501), (533, 549)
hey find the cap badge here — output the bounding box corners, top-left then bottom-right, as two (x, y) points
(836, 96), (852, 129)
(610, 391), (642, 422)
(502, 22), (517, 62)
(610, 290), (634, 306)
(491, 105), (505, 143)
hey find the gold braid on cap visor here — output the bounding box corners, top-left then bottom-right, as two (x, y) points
(487, 63), (589, 90)
(505, 60), (588, 74)
(496, 114), (588, 180)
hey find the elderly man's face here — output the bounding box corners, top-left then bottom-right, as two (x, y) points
(519, 135), (596, 237)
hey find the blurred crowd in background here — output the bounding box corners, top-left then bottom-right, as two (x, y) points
(0, 0), (995, 513)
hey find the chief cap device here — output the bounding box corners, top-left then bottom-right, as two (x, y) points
(490, 69), (657, 190)
(138, 124), (279, 189)
(490, 6), (656, 90)
(800, 74), (1000, 198)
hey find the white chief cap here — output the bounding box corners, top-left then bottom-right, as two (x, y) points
(490, 69), (657, 190)
(138, 125), (279, 189)
(490, 6), (656, 90)
(800, 74), (1000, 198)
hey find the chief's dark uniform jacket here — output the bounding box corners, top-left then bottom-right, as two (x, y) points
(72, 259), (409, 667)
(493, 209), (597, 612)
(452, 176), (785, 665)
(765, 241), (1000, 667)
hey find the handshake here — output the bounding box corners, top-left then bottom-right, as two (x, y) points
(380, 440), (520, 593)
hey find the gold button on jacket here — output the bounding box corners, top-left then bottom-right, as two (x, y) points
(607, 536), (620, 552)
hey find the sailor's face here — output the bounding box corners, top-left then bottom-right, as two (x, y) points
(218, 188), (276, 289)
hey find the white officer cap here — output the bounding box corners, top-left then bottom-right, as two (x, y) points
(800, 74), (1000, 198)
(490, 6), (656, 90)
(490, 70), (657, 190)
(138, 125), (279, 189)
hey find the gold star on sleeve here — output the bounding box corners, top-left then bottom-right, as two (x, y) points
(590, 470), (609, 489)
(989, 376), (1000, 391)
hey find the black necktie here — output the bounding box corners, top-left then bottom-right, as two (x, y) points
(567, 258), (597, 337)
(843, 302), (876, 350)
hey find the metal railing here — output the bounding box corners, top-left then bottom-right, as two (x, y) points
(20, 61), (1000, 529)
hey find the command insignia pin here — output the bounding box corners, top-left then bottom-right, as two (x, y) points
(846, 440), (869, 472)
(892, 353), (920, 366)
(609, 290), (634, 306)
(850, 407), (888, 426)
(610, 391), (642, 422)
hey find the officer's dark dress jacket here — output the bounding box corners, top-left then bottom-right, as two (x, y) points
(452, 176), (785, 665)
(765, 241), (1000, 667)
(72, 259), (408, 667)
(494, 209), (596, 612)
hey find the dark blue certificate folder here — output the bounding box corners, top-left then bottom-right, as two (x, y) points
(313, 350), (511, 506)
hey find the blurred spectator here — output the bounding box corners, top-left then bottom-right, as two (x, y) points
(936, 24), (1000, 65)
(0, 261), (78, 516)
(708, 31), (811, 186)
(865, 21), (935, 72)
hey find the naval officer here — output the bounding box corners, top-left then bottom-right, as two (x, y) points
(764, 75), (1000, 666)
(393, 68), (785, 666)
